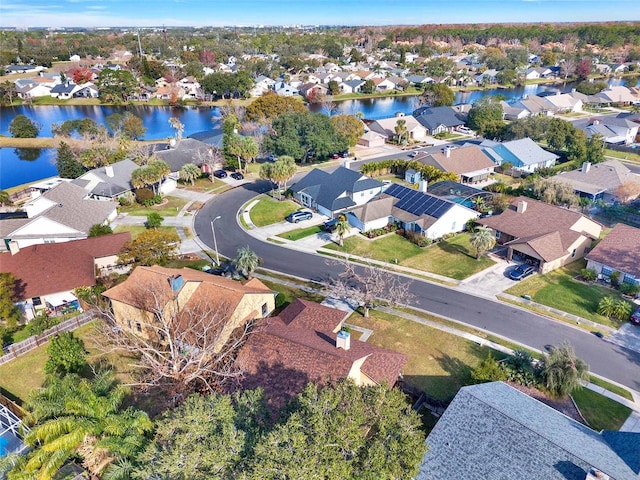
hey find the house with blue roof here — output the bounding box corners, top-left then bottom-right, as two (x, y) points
(418, 381), (640, 480)
(481, 137), (559, 173)
(289, 166), (384, 218)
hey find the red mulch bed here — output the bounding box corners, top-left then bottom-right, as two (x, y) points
(507, 382), (586, 425)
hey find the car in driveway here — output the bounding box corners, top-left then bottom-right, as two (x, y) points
(509, 264), (536, 281)
(230, 172), (244, 180)
(323, 217), (338, 232)
(631, 308), (640, 326)
(213, 169), (227, 178)
(286, 211), (313, 223)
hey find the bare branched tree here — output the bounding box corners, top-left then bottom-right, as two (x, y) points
(96, 280), (257, 403)
(325, 257), (413, 317)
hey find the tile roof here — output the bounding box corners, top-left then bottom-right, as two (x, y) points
(417, 382), (639, 480)
(0, 233), (130, 299)
(235, 301), (406, 410)
(478, 197), (600, 262)
(553, 160), (640, 196)
(421, 145), (495, 175)
(586, 224), (640, 278)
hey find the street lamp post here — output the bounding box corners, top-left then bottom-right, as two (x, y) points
(211, 216), (221, 266)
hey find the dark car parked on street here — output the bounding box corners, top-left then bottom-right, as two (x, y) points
(213, 169), (227, 178)
(286, 211), (313, 223)
(323, 217), (338, 232)
(509, 264), (536, 281)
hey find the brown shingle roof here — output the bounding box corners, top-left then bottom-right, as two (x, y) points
(0, 233), (130, 300)
(279, 298), (348, 333)
(478, 197), (598, 262)
(422, 145), (495, 175)
(586, 224), (640, 278)
(235, 301), (407, 410)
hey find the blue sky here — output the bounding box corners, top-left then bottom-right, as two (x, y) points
(1, 0), (638, 28)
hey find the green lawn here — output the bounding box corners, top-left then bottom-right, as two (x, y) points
(260, 279), (325, 312)
(250, 196), (299, 227)
(348, 310), (505, 401)
(325, 233), (495, 280)
(505, 260), (627, 327)
(179, 177), (231, 193)
(117, 196), (189, 217)
(277, 225), (323, 241)
(113, 225), (178, 240)
(0, 322), (137, 404)
(572, 387), (632, 431)
(589, 376), (633, 401)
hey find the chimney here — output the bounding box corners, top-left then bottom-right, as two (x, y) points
(105, 164), (114, 177)
(168, 274), (184, 292)
(419, 180), (428, 193)
(582, 161), (591, 173)
(336, 330), (351, 350)
(343, 159), (351, 170)
(516, 200), (528, 214)
(586, 468), (610, 480)
(444, 148), (451, 158)
(8, 241), (20, 255)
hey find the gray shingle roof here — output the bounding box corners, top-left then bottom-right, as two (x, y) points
(418, 382), (639, 480)
(73, 159), (139, 198)
(155, 137), (216, 172)
(291, 167), (383, 213)
(413, 106), (465, 131)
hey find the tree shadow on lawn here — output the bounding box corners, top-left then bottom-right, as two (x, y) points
(434, 240), (475, 259)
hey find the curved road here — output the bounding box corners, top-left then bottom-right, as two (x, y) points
(194, 181), (640, 392)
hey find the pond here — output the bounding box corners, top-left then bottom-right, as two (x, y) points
(0, 148), (57, 190)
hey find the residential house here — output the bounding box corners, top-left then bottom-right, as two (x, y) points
(299, 82), (328, 101)
(413, 106), (466, 136)
(0, 182), (117, 251)
(481, 138), (559, 173)
(551, 160), (640, 203)
(596, 85), (638, 105)
(417, 381), (640, 480)
(72, 160), (139, 201)
(340, 79), (366, 94)
(249, 75), (276, 97)
(500, 101), (530, 121)
(0, 233), (130, 319)
(581, 117), (639, 145)
(273, 81), (299, 96)
(15, 78), (53, 99)
(5, 65), (45, 74)
(510, 94), (556, 116)
(406, 74), (435, 86)
(478, 197), (602, 273)
(474, 69), (499, 85)
(373, 77), (397, 91)
(49, 82), (77, 99)
(155, 137), (216, 182)
(102, 265), (276, 345)
(585, 224), (640, 286)
(348, 182), (479, 239)
(234, 298), (407, 410)
(544, 93), (583, 113)
(420, 144), (496, 184)
(290, 166), (384, 218)
(357, 129), (386, 148)
(368, 115), (428, 142)
(594, 63), (612, 75)
(524, 67), (541, 80)
(176, 76), (202, 99)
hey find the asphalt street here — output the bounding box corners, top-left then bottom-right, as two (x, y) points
(193, 181), (640, 391)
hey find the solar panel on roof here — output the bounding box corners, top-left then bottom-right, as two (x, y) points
(386, 183), (453, 219)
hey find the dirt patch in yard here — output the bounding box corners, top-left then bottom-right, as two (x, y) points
(508, 382), (586, 424)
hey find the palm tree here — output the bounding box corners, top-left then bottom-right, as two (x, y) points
(469, 226), (496, 260)
(612, 299), (633, 321)
(233, 246), (262, 279)
(180, 163), (201, 186)
(334, 216), (350, 247)
(12, 371), (152, 480)
(542, 342), (589, 398)
(394, 119), (408, 145)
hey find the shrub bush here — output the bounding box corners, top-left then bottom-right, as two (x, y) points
(580, 268), (598, 282)
(135, 188), (155, 204)
(471, 352), (507, 384)
(118, 196), (132, 207)
(620, 283), (640, 296)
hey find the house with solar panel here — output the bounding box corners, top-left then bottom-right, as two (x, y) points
(347, 182), (479, 239)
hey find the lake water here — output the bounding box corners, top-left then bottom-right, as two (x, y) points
(1, 77), (637, 189)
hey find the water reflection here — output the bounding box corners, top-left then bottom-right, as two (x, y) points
(14, 148), (42, 161)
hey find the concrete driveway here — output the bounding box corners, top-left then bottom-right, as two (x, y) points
(457, 258), (523, 298)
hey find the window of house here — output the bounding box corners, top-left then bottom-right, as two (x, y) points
(494, 230), (500, 239)
(601, 266), (613, 276)
(261, 303), (269, 317)
(135, 322), (142, 333)
(571, 249), (577, 258)
(32, 296), (42, 306)
(623, 274), (637, 284)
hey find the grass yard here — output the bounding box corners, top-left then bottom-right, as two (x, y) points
(505, 260), (626, 328)
(261, 279), (325, 312)
(277, 225), (323, 241)
(250, 196), (299, 227)
(118, 196), (189, 217)
(348, 309), (505, 401)
(572, 387), (632, 431)
(589, 376), (633, 401)
(325, 233), (495, 280)
(113, 225), (177, 240)
(179, 177), (231, 193)
(0, 322), (137, 404)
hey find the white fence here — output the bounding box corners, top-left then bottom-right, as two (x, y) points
(0, 310), (100, 366)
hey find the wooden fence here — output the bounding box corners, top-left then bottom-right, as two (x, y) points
(0, 310), (100, 366)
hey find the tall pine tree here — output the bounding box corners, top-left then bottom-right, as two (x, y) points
(56, 141), (86, 178)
